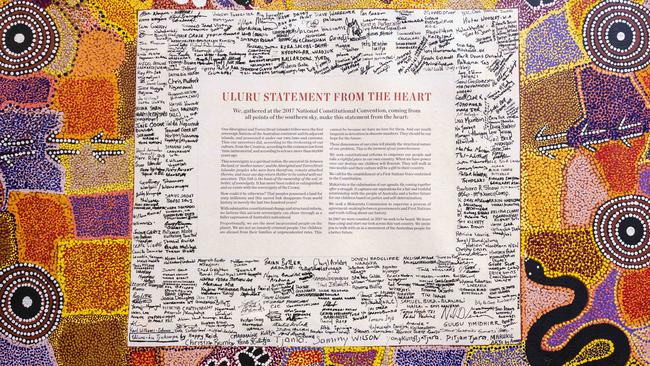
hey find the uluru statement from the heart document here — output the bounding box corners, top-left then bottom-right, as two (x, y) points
(129, 9), (521, 347)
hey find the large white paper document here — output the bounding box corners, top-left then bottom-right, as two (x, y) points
(130, 9), (521, 347)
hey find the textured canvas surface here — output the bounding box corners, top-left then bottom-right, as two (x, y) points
(0, 0), (649, 365)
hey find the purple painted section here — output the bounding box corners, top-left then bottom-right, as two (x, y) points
(566, 67), (650, 147)
(329, 349), (378, 366)
(215, 0), (237, 7)
(524, 11), (583, 75)
(31, 0), (53, 7)
(546, 269), (621, 347)
(0, 108), (63, 192)
(394, 348), (465, 366)
(70, 193), (131, 238)
(465, 345), (527, 365)
(497, 0), (567, 29)
(0, 336), (56, 366)
(640, 168), (650, 195)
(0, 76), (52, 107)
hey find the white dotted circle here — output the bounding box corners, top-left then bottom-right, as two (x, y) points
(0, 1), (60, 76)
(593, 195), (650, 269)
(0, 263), (63, 344)
(582, 0), (650, 73)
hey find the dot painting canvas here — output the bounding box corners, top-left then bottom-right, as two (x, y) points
(0, 0), (648, 365)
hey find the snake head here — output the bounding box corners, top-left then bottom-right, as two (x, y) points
(525, 258), (545, 280)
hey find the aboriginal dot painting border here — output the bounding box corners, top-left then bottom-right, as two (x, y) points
(1, 0), (650, 365)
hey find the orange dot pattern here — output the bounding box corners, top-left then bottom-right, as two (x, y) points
(8, 192), (75, 275)
(54, 76), (119, 139)
(525, 229), (607, 286)
(58, 239), (131, 315)
(618, 267), (650, 328)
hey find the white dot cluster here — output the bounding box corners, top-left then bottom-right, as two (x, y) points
(0, 1), (60, 76)
(3, 277), (46, 324)
(596, 14), (642, 61)
(613, 213), (646, 248)
(92, 149), (125, 163)
(46, 149), (80, 163)
(0, 263), (63, 344)
(47, 131), (79, 144)
(593, 195), (650, 269)
(0, 150), (35, 167)
(91, 132), (125, 145)
(582, 0), (650, 73)
(0, 137), (32, 148)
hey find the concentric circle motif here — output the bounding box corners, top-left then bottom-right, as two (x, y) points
(0, 263), (63, 344)
(0, 1), (60, 76)
(582, 0), (650, 73)
(593, 195), (650, 269)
